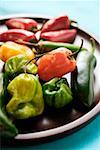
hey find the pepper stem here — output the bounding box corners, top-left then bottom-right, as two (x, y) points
(15, 40), (38, 47)
(68, 39), (83, 58)
(70, 20), (78, 28)
(90, 38), (95, 53)
(23, 53), (48, 73)
(70, 20), (78, 24)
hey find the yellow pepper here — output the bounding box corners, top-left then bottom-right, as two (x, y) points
(0, 41), (35, 62)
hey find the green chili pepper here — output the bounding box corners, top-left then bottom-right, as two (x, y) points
(0, 73), (18, 137)
(36, 40), (87, 53)
(71, 39), (97, 107)
(6, 73), (44, 119)
(43, 78), (73, 108)
(5, 55), (37, 78)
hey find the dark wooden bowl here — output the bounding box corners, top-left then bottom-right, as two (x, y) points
(0, 14), (100, 146)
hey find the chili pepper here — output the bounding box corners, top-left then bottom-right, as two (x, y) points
(0, 41), (35, 62)
(71, 39), (97, 107)
(6, 73), (44, 119)
(0, 29), (37, 42)
(15, 40), (86, 53)
(5, 55), (38, 78)
(37, 40), (86, 53)
(6, 18), (38, 32)
(0, 73), (18, 137)
(41, 15), (70, 33)
(40, 29), (77, 43)
(43, 77), (73, 108)
(38, 47), (76, 81)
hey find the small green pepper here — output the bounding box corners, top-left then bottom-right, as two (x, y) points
(43, 78), (73, 108)
(36, 40), (87, 53)
(6, 73), (44, 119)
(5, 55), (37, 78)
(71, 39), (97, 107)
(0, 73), (18, 137)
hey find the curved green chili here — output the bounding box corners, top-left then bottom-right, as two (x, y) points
(71, 39), (97, 107)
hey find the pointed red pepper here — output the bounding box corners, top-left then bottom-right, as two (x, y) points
(0, 29), (37, 42)
(41, 15), (70, 33)
(40, 29), (77, 43)
(6, 18), (38, 31)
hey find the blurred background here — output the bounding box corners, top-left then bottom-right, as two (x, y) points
(0, 0), (100, 150)
(0, 0), (100, 36)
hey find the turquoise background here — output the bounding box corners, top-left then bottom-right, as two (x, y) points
(0, 0), (100, 149)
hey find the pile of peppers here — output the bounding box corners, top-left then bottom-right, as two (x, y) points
(0, 15), (97, 138)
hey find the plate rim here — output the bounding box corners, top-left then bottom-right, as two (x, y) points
(15, 102), (100, 140)
(0, 14), (100, 140)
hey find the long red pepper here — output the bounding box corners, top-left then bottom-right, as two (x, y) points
(40, 29), (77, 43)
(41, 15), (70, 33)
(6, 18), (38, 31)
(0, 29), (37, 42)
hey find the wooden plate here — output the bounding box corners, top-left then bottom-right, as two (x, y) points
(0, 15), (100, 145)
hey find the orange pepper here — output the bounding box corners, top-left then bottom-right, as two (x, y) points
(38, 48), (76, 81)
(0, 41), (35, 62)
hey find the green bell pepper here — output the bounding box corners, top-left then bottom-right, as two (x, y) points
(0, 73), (18, 137)
(43, 78), (73, 108)
(5, 55), (37, 78)
(6, 73), (44, 119)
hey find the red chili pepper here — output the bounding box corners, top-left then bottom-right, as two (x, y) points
(40, 29), (77, 43)
(0, 29), (37, 42)
(6, 18), (38, 31)
(41, 15), (70, 33)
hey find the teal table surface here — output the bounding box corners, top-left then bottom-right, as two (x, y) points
(0, 0), (100, 149)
